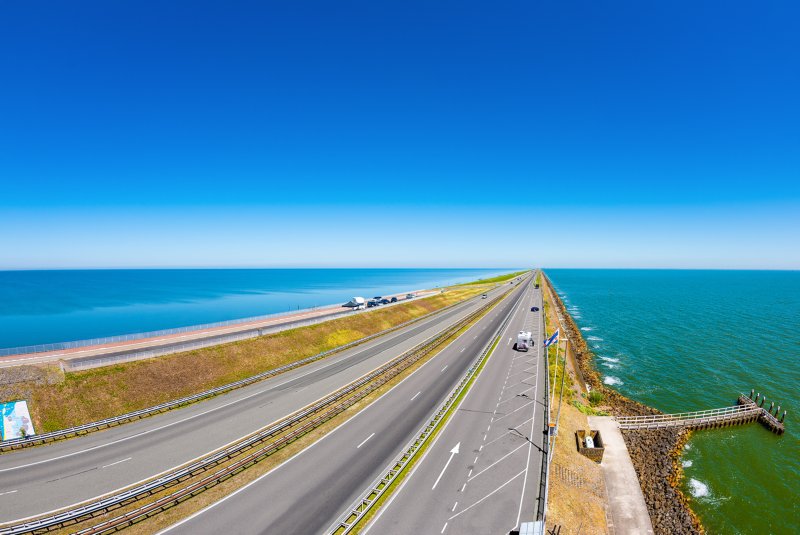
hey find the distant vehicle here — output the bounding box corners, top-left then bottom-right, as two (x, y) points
(390, 297), (398, 303)
(367, 299), (380, 308)
(381, 298), (390, 305)
(515, 331), (533, 352)
(531, 306), (539, 312)
(342, 297), (366, 310)
(482, 294), (487, 299)
(373, 296), (383, 301)
(406, 293), (416, 299)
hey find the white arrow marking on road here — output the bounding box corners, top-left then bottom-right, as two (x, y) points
(432, 442), (460, 490)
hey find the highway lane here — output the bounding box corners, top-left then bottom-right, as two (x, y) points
(0, 284), (508, 524)
(159, 276), (532, 535)
(367, 279), (546, 534)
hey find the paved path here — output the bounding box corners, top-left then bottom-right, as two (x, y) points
(367, 280), (546, 534)
(158, 278), (532, 535)
(0, 287), (496, 524)
(0, 290), (436, 369)
(588, 416), (654, 535)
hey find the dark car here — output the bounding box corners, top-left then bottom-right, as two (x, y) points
(367, 299), (380, 307)
(531, 306), (539, 312)
(381, 298), (390, 305)
(390, 297), (398, 303)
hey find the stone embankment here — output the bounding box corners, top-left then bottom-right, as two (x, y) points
(542, 273), (703, 535)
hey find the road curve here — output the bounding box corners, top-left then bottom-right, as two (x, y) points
(0, 285), (505, 524)
(158, 277), (533, 535)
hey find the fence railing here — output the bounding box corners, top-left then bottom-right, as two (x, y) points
(0, 292), (473, 451)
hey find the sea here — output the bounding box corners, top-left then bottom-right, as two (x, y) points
(0, 268), (512, 350)
(547, 269), (799, 535)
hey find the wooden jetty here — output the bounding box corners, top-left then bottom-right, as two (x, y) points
(616, 390), (785, 435)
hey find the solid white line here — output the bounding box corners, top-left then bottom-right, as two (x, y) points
(101, 457), (132, 469)
(449, 470), (525, 521)
(468, 443), (526, 482)
(0, 489), (18, 496)
(356, 433), (376, 449)
(411, 391), (421, 401)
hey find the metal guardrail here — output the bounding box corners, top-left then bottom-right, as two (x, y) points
(0, 293), (481, 452)
(536, 277), (550, 531)
(328, 284), (526, 535)
(0, 291), (510, 535)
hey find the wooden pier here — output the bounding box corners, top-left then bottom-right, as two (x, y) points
(616, 390), (785, 435)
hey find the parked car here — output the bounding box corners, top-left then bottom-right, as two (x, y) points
(367, 299), (380, 307)
(381, 298), (390, 305)
(390, 297), (398, 303)
(531, 306), (539, 312)
(482, 294), (488, 299)
(406, 293), (416, 299)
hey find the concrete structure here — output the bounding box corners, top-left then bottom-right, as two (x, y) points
(588, 416), (654, 535)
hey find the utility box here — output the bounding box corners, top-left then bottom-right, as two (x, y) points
(576, 429), (604, 463)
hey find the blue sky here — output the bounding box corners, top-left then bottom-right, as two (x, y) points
(1, 1), (798, 269)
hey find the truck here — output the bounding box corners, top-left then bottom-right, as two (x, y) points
(515, 330), (533, 352)
(342, 296), (366, 310)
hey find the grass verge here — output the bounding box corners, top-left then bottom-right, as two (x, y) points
(458, 270), (529, 285)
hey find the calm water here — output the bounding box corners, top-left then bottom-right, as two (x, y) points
(547, 269), (799, 535)
(0, 268), (512, 349)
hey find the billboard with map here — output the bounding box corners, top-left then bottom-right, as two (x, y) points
(1, 400), (36, 440)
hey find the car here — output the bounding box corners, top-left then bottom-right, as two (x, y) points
(367, 299), (380, 307)
(406, 293), (416, 299)
(390, 297), (398, 303)
(381, 298), (390, 305)
(531, 306), (539, 312)
(482, 294), (487, 299)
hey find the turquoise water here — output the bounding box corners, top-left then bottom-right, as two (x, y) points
(547, 270), (798, 535)
(0, 268), (512, 349)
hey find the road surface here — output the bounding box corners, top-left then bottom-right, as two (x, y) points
(158, 277), (534, 535)
(0, 285), (503, 524)
(367, 278), (546, 534)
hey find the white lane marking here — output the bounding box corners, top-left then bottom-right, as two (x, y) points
(516, 326), (542, 527)
(441, 365), (448, 372)
(357, 433), (376, 449)
(441, 522), (448, 533)
(473, 456), (478, 464)
(451, 501), (458, 512)
(449, 470), (525, 521)
(507, 337), (511, 346)
(492, 400), (535, 424)
(460, 348), (465, 353)
(411, 391), (421, 401)
(479, 445), (483, 452)
(101, 457), (132, 469)
(468, 469), (473, 477)
(432, 442), (460, 490)
(468, 443), (526, 482)
(0, 489), (18, 496)
(460, 483), (466, 492)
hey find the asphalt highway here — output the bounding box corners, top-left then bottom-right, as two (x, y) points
(159, 276), (534, 535)
(0, 284), (506, 524)
(367, 279), (546, 534)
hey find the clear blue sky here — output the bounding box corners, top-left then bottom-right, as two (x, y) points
(1, 1), (798, 269)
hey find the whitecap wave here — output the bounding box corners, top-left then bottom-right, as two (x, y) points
(587, 336), (604, 341)
(599, 356), (620, 363)
(688, 478), (709, 498)
(580, 327), (593, 331)
(682, 460), (693, 468)
(603, 376), (623, 386)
